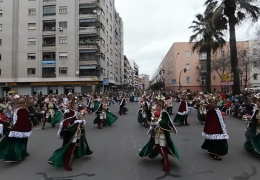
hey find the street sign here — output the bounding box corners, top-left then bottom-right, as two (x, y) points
(171, 79), (176, 85)
(103, 78), (109, 85)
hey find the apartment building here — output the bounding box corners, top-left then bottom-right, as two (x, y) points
(123, 55), (133, 87)
(129, 59), (139, 89)
(248, 40), (260, 87)
(139, 74), (149, 90)
(0, 0), (124, 96)
(151, 41), (249, 92)
(151, 62), (163, 85)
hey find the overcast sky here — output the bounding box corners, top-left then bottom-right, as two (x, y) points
(115, 0), (258, 78)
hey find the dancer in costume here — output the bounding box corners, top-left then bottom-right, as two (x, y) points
(0, 96), (33, 162)
(244, 94), (260, 154)
(48, 95), (93, 171)
(118, 95), (127, 115)
(42, 95), (62, 130)
(93, 98), (104, 129)
(137, 97), (150, 128)
(138, 94), (180, 172)
(173, 93), (189, 126)
(166, 96), (173, 115)
(102, 104), (117, 127)
(196, 93), (208, 124)
(201, 94), (229, 161)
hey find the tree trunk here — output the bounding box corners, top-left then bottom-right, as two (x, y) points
(228, 15), (240, 95)
(244, 66), (248, 88)
(206, 49), (211, 93)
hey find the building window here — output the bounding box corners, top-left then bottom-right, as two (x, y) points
(186, 76), (191, 83)
(253, 73), (258, 80)
(27, 68), (36, 75)
(201, 64), (206, 72)
(0, 69), (1, 75)
(28, 8), (36, 15)
(59, 21), (67, 29)
(59, 52), (68, 59)
(59, 6), (67, 14)
(0, 54), (1, 60)
(199, 53), (207, 60)
(0, 24), (2, 31)
(59, 67), (67, 74)
(43, 6), (56, 16)
(59, 37), (67, 44)
(0, 39), (2, 46)
(185, 63), (190, 70)
(185, 51), (190, 58)
(0, 9), (3, 17)
(28, 23), (36, 30)
(201, 76), (206, 85)
(27, 53), (36, 59)
(27, 38), (36, 45)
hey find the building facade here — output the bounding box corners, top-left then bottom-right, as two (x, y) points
(129, 59), (139, 89)
(151, 41), (249, 92)
(248, 40), (260, 87)
(123, 55), (133, 87)
(0, 0), (124, 96)
(139, 74), (149, 90)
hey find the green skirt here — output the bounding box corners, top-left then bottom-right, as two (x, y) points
(137, 113), (143, 124)
(0, 137), (29, 162)
(47, 110), (62, 125)
(105, 112), (117, 126)
(244, 133), (260, 154)
(173, 114), (185, 125)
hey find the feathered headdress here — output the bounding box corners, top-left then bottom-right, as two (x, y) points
(153, 93), (167, 108)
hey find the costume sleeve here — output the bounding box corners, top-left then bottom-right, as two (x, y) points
(159, 112), (174, 132)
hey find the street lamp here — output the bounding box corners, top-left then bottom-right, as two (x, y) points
(178, 68), (187, 91)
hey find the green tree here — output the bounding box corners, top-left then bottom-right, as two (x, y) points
(189, 12), (226, 93)
(204, 0), (260, 94)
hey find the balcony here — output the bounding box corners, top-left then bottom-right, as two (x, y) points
(79, 1), (99, 9)
(43, 0), (56, 5)
(79, 39), (99, 52)
(79, 27), (98, 34)
(199, 53), (207, 60)
(42, 67), (56, 78)
(79, 67), (101, 77)
(42, 52), (56, 67)
(43, 20), (56, 33)
(43, 36), (56, 47)
(79, 57), (99, 65)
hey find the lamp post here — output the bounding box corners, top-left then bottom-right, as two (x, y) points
(178, 68), (187, 91)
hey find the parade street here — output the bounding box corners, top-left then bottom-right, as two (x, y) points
(0, 102), (259, 180)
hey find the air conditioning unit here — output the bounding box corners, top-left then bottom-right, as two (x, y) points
(196, 66), (200, 69)
(59, 27), (63, 31)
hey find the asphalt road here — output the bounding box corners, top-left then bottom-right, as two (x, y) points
(0, 102), (260, 180)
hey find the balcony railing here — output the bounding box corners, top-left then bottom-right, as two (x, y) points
(43, 27), (56, 31)
(79, 72), (99, 76)
(79, 27), (97, 34)
(43, 0), (56, 2)
(42, 74), (56, 78)
(43, 42), (56, 46)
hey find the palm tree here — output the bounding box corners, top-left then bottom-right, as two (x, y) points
(204, 0), (260, 94)
(189, 12), (226, 93)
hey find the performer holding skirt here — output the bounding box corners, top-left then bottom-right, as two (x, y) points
(48, 96), (93, 171)
(138, 94), (180, 172)
(174, 94), (189, 125)
(201, 95), (229, 161)
(244, 95), (260, 154)
(0, 96), (33, 162)
(103, 104), (117, 126)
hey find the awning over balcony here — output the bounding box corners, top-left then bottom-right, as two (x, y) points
(79, 49), (97, 53)
(79, 65), (96, 69)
